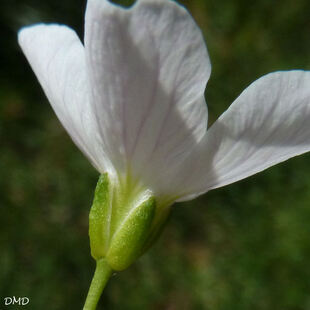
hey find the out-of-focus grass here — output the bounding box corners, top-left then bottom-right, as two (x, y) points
(1, 0), (310, 309)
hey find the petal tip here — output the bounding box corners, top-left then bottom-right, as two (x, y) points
(86, 0), (138, 14)
(18, 24), (75, 49)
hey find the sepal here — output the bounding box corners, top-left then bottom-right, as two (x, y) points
(89, 173), (111, 259)
(89, 173), (171, 271)
(106, 197), (156, 271)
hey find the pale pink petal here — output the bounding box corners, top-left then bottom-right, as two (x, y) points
(177, 70), (310, 201)
(84, 0), (211, 188)
(18, 24), (111, 172)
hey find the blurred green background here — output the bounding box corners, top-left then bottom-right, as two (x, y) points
(1, 0), (310, 309)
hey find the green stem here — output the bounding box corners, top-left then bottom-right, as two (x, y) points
(83, 258), (112, 310)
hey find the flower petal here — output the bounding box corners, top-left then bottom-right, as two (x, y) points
(84, 0), (211, 188)
(178, 70), (310, 200)
(18, 24), (111, 172)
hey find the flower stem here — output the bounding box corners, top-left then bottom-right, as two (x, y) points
(83, 258), (112, 310)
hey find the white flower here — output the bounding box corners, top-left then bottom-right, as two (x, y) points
(18, 0), (310, 204)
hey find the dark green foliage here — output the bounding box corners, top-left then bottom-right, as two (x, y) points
(1, 0), (310, 309)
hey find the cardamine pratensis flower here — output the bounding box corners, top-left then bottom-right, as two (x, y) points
(18, 0), (310, 309)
